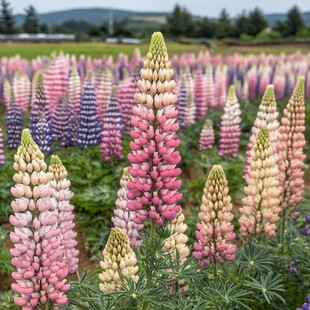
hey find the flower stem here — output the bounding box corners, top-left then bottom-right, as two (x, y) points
(280, 208), (287, 245)
(150, 219), (156, 238)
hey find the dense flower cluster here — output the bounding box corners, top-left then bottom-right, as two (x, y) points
(10, 129), (69, 309)
(6, 98), (23, 149)
(49, 155), (79, 274)
(199, 119), (214, 151)
(243, 85), (279, 180)
(193, 165), (236, 266)
(194, 68), (207, 119)
(297, 294), (310, 310)
(218, 85), (241, 157)
(99, 227), (139, 292)
(127, 32), (182, 226)
(239, 126), (281, 238)
(277, 77), (306, 213)
(111, 168), (143, 248)
(301, 215), (310, 236)
(0, 127), (5, 165)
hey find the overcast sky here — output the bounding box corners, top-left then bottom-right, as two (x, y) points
(12, 0), (310, 17)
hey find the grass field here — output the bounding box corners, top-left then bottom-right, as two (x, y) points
(0, 41), (309, 59)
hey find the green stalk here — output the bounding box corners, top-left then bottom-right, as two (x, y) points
(150, 219), (156, 238)
(280, 208), (287, 245)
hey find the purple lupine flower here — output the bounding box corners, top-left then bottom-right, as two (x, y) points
(100, 86), (123, 162)
(301, 215), (310, 236)
(6, 98), (23, 149)
(193, 165), (236, 266)
(112, 168), (143, 248)
(77, 78), (102, 148)
(194, 68), (207, 119)
(52, 96), (73, 146)
(49, 155), (79, 274)
(218, 85), (241, 158)
(0, 127), (5, 165)
(296, 294), (310, 310)
(30, 75), (53, 153)
(127, 32), (182, 226)
(177, 76), (187, 128)
(199, 119), (214, 151)
(10, 129), (69, 309)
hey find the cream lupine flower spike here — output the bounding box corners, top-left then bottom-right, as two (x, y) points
(164, 210), (189, 265)
(239, 126), (281, 238)
(99, 228), (139, 292)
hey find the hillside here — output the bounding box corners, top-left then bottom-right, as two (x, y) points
(14, 7), (310, 28)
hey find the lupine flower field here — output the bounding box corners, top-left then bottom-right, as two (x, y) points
(0, 32), (309, 310)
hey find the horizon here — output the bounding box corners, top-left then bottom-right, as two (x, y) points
(12, 1), (310, 18)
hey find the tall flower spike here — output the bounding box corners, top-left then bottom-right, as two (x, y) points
(100, 86), (124, 162)
(163, 210), (189, 265)
(199, 119), (215, 151)
(49, 155), (79, 274)
(127, 32), (182, 226)
(239, 126), (281, 238)
(277, 77), (306, 212)
(218, 85), (241, 158)
(0, 127), (5, 165)
(6, 97), (23, 149)
(243, 85), (279, 180)
(99, 227), (139, 292)
(10, 129), (69, 309)
(112, 168), (143, 248)
(177, 76), (187, 128)
(194, 68), (207, 119)
(193, 165), (236, 266)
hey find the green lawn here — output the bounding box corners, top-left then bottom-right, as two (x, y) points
(0, 42), (204, 59)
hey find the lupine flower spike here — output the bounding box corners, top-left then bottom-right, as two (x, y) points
(218, 85), (241, 158)
(112, 168), (143, 248)
(296, 294), (310, 310)
(193, 165), (236, 266)
(10, 129), (69, 309)
(239, 126), (281, 238)
(277, 77), (306, 214)
(0, 127), (5, 165)
(199, 119), (215, 151)
(127, 32), (182, 227)
(164, 210), (189, 264)
(99, 227), (139, 292)
(49, 155), (79, 274)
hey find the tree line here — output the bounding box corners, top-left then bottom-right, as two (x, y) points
(0, 0), (309, 40)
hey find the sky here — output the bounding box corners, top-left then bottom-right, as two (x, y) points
(11, 0), (310, 16)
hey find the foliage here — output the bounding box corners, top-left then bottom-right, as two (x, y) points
(0, 0), (15, 34)
(23, 5), (39, 34)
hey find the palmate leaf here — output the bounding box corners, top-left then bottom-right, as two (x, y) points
(245, 272), (285, 305)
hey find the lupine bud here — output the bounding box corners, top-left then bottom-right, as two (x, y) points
(243, 85), (279, 180)
(112, 168), (143, 248)
(0, 128), (5, 165)
(199, 119), (214, 151)
(10, 129), (69, 309)
(239, 126), (281, 238)
(77, 77), (102, 148)
(218, 85), (241, 158)
(100, 86), (123, 162)
(49, 155), (79, 274)
(164, 210), (189, 264)
(99, 228), (139, 292)
(6, 98), (23, 149)
(127, 32), (182, 226)
(193, 165), (236, 266)
(277, 77), (306, 212)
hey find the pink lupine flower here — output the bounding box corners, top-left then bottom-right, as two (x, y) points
(112, 168), (143, 248)
(199, 119), (214, 151)
(0, 127), (5, 165)
(49, 155), (79, 274)
(259, 69), (270, 96)
(239, 126), (281, 238)
(306, 71), (310, 99)
(184, 70), (196, 126)
(243, 85), (279, 180)
(273, 72), (286, 100)
(205, 64), (215, 108)
(68, 67), (81, 121)
(218, 85), (241, 158)
(3, 78), (11, 107)
(247, 67), (258, 101)
(96, 69), (112, 123)
(99, 228), (139, 292)
(10, 129), (69, 309)
(277, 77), (306, 212)
(214, 65), (227, 108)
(193, 165), (236, 266)
(127, 32), (182, 226)
(194, 68), (207, 119)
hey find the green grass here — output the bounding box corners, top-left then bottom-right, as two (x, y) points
(0, 42), (203, 59)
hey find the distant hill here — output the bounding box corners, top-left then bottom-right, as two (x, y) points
(14, 7), (310, 27)
(15, 7), (169, 26)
